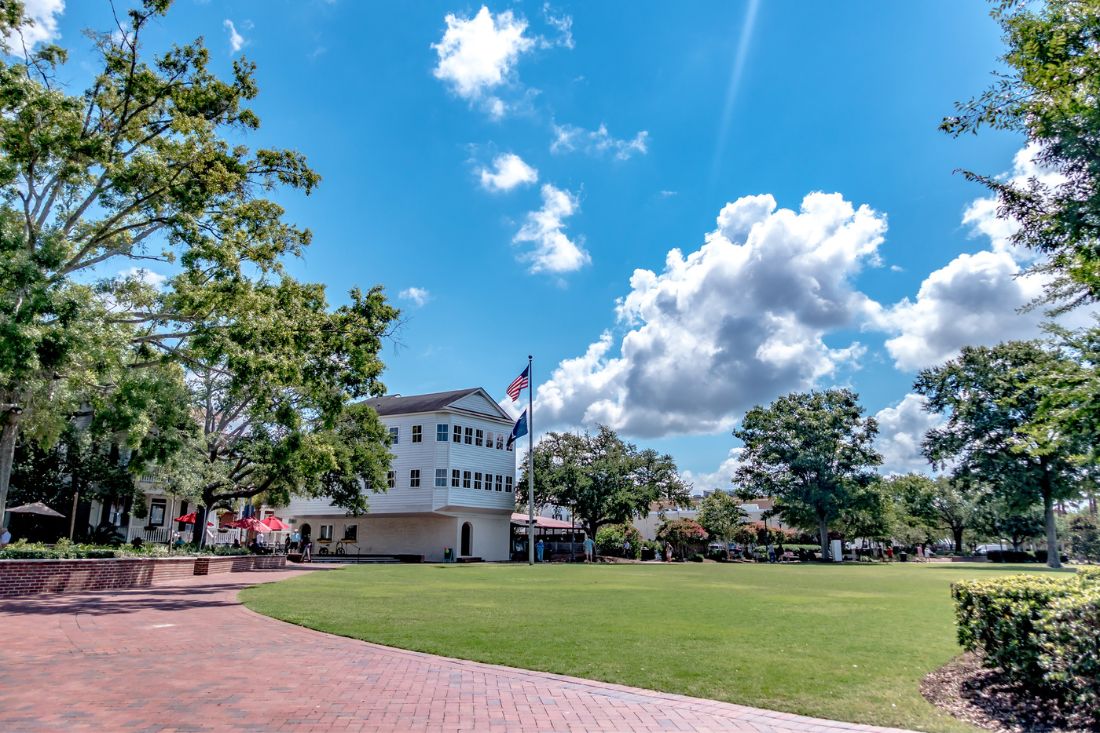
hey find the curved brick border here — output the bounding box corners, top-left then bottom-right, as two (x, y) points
(0, 566), (918, 733)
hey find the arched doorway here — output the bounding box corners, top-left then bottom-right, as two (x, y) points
(460, 522), (472, 556)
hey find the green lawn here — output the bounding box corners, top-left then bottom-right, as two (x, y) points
(242, 562), (1069, 732)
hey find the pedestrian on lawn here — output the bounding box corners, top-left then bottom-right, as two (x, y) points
(583, 536), (594, 562)
(301, 534), (312, 563)
(536, 538), (545, 562)
(664, 542), (673, 562)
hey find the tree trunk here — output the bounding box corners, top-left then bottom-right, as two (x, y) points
(952, 527), (964, 554)
(0, 412), (21, 524)
(1041, 476), (1061, 569)
(818, 517), (829, 561)
(193, 502), (209, 549)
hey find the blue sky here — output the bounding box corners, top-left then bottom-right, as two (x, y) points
(31, 0), (1067, 489)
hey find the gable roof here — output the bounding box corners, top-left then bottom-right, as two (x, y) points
(362, 387), (511, 421)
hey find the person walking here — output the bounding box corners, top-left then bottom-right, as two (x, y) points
(536, 538), (545, 563)
(300, 533), (312, 563)
(664, 542), (673, 563)
(582, 536), (594, 562)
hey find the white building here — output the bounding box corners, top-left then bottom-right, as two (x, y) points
(283, 388), (517, 562)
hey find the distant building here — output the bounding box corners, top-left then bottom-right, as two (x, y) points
(283, 388), (517, 561)
(633, 493), (791, 540)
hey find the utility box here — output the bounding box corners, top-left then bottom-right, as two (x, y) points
(830, 539), (843, 562)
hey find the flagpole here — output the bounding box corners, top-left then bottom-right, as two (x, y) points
(527, 355), (535, 566)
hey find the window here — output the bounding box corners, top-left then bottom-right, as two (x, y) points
(475, 429), (483, 447)
(387, 470), (396, 488)
(412, 425), (422, 443)
(388, 426), (399, 444)
(344, 524), (358, 541)
(149, 500), (166, 526)
(437, 423), (448, 442)
(505, 476), (513, 492)
(485, 431), (493, 449)
(453, 425), (462, 443)
(506, 439), (513, 452)
(451, 469), (460, 488)
(410, 469), (421, 488)
(319, 524), (334, 541)
(495, 474), (503, 492)
(474, 472), (482, 490)
(464, 427), (473, 445)
(496, 434), (504, 450)
(435, 468), (448, 487)
(462, 470), (471, 488)
(485, 470), (494, 489)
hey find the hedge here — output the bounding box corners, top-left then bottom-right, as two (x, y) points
(0, 539), (250, 560)
(952, 569), (1100, 726)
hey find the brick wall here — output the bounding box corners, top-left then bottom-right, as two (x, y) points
(0, 554), (286, 597)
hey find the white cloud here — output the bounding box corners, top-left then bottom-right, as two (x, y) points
(681, 448), (743, 494)
(119, 267), (167, 289)
(873, 393), (942, 475)
(224, 19), (245, 54)
(877, 144), (1091, 371)
(478, 153), (538, 192)
(535, 192), (886, 437)
(541, 4), (574, 49)
(432, 6), (534, 117)
(514, 184), (590, 274)
(2, 0), (64, 56)
(879, 250), (1049, 371)
(551, 123), (649, 160)
(399, 287), (431, 307)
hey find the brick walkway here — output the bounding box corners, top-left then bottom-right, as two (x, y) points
(0, 566), (916, 733)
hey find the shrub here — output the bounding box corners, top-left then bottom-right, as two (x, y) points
(689, 553), (705, 562)
(985, 549), (1036, 563)
(1035, 586), (1100, 727)
(951, 574), (1079, 680)
(594, 524), (642, 558)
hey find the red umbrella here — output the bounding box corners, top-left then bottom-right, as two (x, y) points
(230, 517), (269, 533)
(262, 516), (290, 531)
(174, 512), (214, 526)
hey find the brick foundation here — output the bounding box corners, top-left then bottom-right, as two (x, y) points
(0, 554), (287, 597)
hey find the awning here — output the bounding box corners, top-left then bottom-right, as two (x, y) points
(510, 513), (576, 529)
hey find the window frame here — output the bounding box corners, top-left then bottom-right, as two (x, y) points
(148, 499), (166, 527)
(411, 425), (422, 443)
(388, 426), (399, 444)
(464, 427), (473, 445)
(474, 471), (482, 490)
(505, 476), (513, 492)
(387, 470), (396, 489)
(453, 424), (462, 443)
(435, 468), (448, 487)
(437, 423), (448, 442)
(451, 469), (460, 488)
(462, 470), (471, 489)
(495, 475), (503, 492)
(410, 469), (421, 488)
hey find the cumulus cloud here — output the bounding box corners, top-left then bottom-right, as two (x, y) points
(681, 448), (743, 494)
(879, 251), (1048, 371)
(551, 123), (648, 160)
(399, 287), (431, 307)
(2, 0), (64, 56)
(535, 192), (886, 437)
(478, 153), (538, 192)
(877, 144), (1090, 371)
(119, 267), (167, 289)
(513, 184), (590, 274)
(224, 19), (245, 54)
(873, 393), (942, 475)
(432, 6), (534, 118)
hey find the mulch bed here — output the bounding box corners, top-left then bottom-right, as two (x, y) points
(921, 652), (1098, 732)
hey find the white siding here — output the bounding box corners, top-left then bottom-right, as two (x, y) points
(451, 390), (508, 418)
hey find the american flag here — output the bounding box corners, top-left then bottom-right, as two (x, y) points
(506, 365), (530, 402)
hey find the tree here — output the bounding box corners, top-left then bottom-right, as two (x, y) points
(733, 389), (882, 560)
(916, 341), (1086, 567)
(696, 491), (746, 559)
(1067, 514), (1100, 563)
(943, 0), (1100, 311)
(594, 523), (642, 559)
(0, 0), (320, 520)
(887, 473), (983, 553)
(656, 518), (708, 560)
(523, 425), (691, 542)
(162, 280), (398, 545)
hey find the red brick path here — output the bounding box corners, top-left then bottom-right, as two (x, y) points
(0, 566), (916, 732)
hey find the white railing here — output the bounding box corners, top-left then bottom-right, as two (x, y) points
(126, 525), (175, 544)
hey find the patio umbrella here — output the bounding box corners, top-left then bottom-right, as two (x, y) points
(230, 517), (269, 532)
(262, 516), (290, 531)
(6, 502), (65, 518)
(174, 512), (213, 526)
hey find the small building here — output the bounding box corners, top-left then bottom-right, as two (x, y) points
(283, 387), (517, 562)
